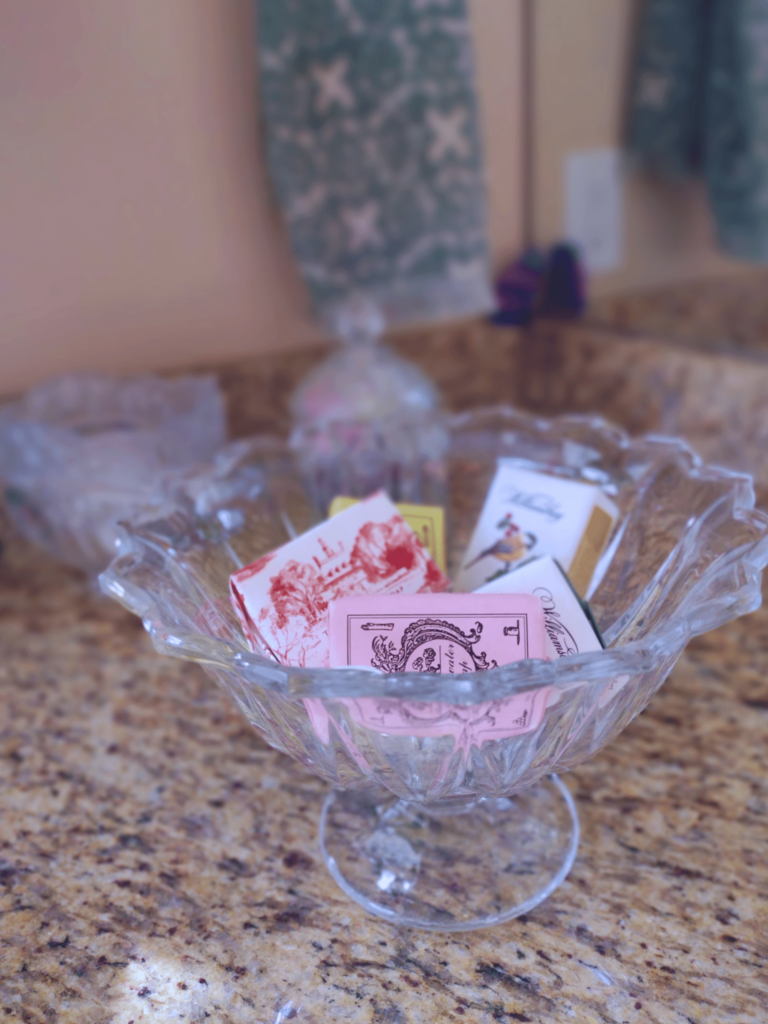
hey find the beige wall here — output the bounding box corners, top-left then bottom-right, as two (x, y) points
(0, 0), (525, 395)
(0, 0), (749, 394)
(533, 0), (747, 295)
(0, 0), (318, 395)
(469, 0), (525, 272)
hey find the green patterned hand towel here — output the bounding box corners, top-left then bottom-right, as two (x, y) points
(627, 0), (768, 263)
(626, 0), (709, 178)
(256, 0), (492, 324)
(707, 0), (768, 262)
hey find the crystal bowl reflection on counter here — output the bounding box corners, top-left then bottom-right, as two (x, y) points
(0, 372), (227, 575)
(100, 407), (768, 931)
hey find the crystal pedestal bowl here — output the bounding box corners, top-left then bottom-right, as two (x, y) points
(100, 409), (768, 931)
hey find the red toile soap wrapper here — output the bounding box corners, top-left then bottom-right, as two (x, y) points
(230, 491), (449, 668)
(328, 592), (546, 673)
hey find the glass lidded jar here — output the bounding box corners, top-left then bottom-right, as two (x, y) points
(289, 296), (449, 514)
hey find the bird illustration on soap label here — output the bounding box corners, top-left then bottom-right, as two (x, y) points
(464, 513), (537, 583)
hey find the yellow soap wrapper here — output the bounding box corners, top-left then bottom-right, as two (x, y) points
(329, 496), (447, 573)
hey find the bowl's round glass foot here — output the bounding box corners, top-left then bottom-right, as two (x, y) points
(319, 775), (579, 932)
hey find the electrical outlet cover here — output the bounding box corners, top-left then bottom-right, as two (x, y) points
(565, 149), (623, 274)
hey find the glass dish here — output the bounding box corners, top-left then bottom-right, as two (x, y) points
(100, 407), (768, 931)
(0, 373), (226, 575)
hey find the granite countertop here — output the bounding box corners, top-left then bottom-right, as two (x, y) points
(2, 501), (768, 1021)
(3, 320), (768, 1023)
(586, 270), (768, 358)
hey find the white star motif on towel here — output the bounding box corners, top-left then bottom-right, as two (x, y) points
(342, 202), (382, 251)
(426, 107), (470, 162)
(636, 73), (672, 109)
(312, 57), (355, 114)
(448, 257), (486, 281)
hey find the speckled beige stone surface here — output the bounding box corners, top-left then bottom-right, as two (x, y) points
(537, 270), (768, 500)
(205, 310), (768, 503)
(519, 321), (768, 504)
(588, 271), (768, 355)
(3, 314), (768, 1022)
(214, 318), (524, 441)
(2, 499), (768, 1022)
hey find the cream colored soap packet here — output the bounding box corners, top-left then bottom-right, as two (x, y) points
(457, 463), (618, 596)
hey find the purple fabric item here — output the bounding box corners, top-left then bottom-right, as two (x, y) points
(491, 244), (586, 325)
(538, 244), (586, 318)
(490, 248), (547, 325)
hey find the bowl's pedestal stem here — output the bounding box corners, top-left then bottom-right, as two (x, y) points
(319, 775), (580, 932)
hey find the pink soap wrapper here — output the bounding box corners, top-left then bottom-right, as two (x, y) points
(328, 593), (546, 673)
(229, 491), (449, 668)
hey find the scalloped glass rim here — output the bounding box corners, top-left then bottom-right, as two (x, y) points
(100, 406), (768, 707)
